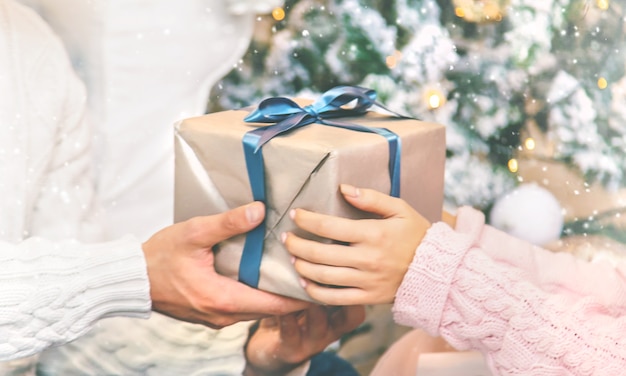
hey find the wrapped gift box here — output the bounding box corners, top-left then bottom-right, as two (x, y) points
(174, 89), (446, 302)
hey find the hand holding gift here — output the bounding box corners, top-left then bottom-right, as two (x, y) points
(283, 184), (431, 305)
(144, 201), (309, 329)
(175, 86), (445, 301)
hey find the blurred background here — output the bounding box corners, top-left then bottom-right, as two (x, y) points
(208, 1), (626, 373)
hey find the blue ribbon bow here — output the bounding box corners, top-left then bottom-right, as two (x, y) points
(239, 85), (403, 288)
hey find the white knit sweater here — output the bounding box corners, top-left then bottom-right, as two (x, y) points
(0, 0), (150, 362)
(18, 1), (270, 374)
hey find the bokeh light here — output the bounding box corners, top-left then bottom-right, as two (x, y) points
(425, 89), (445, 109)
(596, 0), (610, 10)
(272, 7), (285, 21)
(508, 158), (519, 173)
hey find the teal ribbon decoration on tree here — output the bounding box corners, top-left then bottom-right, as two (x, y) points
(239, 85), (403, 288)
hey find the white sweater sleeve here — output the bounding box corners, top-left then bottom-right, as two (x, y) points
(0, 0), (152, 362)
(0, 236), (151, 361)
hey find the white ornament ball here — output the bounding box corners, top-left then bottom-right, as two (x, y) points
(489, 183), (564, 246)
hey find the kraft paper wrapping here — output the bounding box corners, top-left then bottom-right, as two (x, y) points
(174, 107), (445, 302)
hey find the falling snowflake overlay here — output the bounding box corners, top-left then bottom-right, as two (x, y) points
(211, 0), (626, 211)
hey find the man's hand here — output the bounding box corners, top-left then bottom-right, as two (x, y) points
(244, 305), (365, 376)
(142, 202), (309, 329)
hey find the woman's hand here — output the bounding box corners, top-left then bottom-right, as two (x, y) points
(284, 184), (431, 305)
(244, 305), (365, 376)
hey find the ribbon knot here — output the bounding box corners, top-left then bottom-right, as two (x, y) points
(303, 104), (320, 120)
(243, 86), (380, 151)
(237, 85), (405, 288)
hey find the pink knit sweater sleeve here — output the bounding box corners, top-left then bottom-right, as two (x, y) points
(392, 206), (626, 375)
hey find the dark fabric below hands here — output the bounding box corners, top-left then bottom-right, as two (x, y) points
(306, 352), (360, 376)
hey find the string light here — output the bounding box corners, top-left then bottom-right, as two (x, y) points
(272, 7), (285, 21)
(596, 0), (610, 10)
(598, 77), (608, 89)
(452, 0), (506, 23)
(524, 137), (536, 151)
(508, 158), (519, 173)
(385, 50), (402, 69)
(425, 89), (445, 110)
(428, 93), (442, 109)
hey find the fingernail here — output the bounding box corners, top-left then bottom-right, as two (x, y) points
(299, 278), (308, 288)
(246, 204), (261, 223)
(281, 232), (287, 243)
(340, 184), (360, 198)
(289, 209), (296, 220)
(290, 256), (296, 264)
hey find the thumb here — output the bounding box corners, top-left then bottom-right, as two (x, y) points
(187, 202), (266, 245)
(339, 184), (411, 219)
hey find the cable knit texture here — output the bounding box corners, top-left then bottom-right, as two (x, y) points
(0, 0), (150, 363)
(393, 206), (626, 375)
(0, 237), (150, 361)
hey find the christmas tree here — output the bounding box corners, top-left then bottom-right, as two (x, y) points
(210, 0), (626, 220)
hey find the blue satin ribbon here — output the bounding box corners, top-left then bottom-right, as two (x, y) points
(239, 85), (404, 288)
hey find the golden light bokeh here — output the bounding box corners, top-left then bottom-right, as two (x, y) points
(428, 93), (442, 109)
(598, 77), (608, 90)
(272, 7), (285, 21)
(482, 3), (503, 21)
(385, 50), (402, 69)
(424, 88), (445, 109)
(524, 137), (536, 151)
(452, 0), (508, 23)
(597, 0), (610, 10)
(508, 158), (519, 173)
